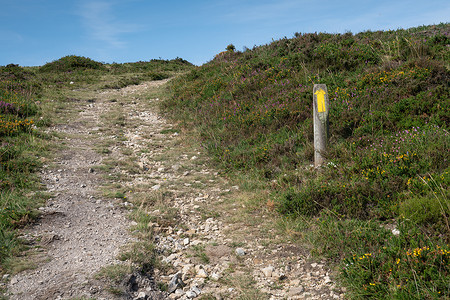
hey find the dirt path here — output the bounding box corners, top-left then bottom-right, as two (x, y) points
(7, 80), (344, 299)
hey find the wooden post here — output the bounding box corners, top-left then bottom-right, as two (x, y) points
(313, 84), (329, 167)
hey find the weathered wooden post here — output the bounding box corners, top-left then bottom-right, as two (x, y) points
(313, 84), (329, 167)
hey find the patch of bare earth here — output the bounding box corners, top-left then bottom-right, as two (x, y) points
(7, 80), (345, 300)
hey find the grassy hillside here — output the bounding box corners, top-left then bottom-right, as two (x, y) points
(163, 24), (449, 298)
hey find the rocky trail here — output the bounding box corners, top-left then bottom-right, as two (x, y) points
(6, 80), (345, 299)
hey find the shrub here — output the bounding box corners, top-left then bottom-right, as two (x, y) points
(39, 55), (105, 73)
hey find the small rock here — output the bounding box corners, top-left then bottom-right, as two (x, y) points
(88, 168), (94, 173)
(174, 288), (184, 296)
(165, 253), (178, 262)
(192, 285), (201, 294)
(2, 274), (10, 280)
(324, 276), (332, 284)
(210, 273), (220, 281)
(172, 164), (181, 171)
(196, 268), (208, 278)
(168, 273), (185, 293)
(191, 156), (198, 160)
(138, 162), (148, 171)
(261, 266), (274, 278)
(311, 263), (318, 268)
(80, 184), (86, 188)
(235, 248), (245, 256)
(183, 238), (190, 246)
(135, 291), (147, 299)
(392, 229), (400, 235)
(288, 286), (304, 296)
(182, 264), (194, 277)
(151, 184), (161, 190)
(186, 290), (197, 298)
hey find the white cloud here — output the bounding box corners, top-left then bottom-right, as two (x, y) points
(79, 1), (139, 48)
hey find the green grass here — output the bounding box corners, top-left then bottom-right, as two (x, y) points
(162, 23), (450, 298)
(0, 63), (48, 273)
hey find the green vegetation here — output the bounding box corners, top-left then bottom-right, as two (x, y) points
(0, 56), (194, 277)
(0, 65), (47, 274)
(39, 55), (105, 73)
(163, 24), (449, 298)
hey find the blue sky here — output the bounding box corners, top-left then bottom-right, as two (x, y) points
(1, 0), (449, 66)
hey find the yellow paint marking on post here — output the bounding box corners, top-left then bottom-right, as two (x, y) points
(314, 89), (327, 113)
(313, 84), (329, 167)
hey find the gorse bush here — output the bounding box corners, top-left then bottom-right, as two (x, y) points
(163, 23), (450, 298)
(39, 55), (105, 73)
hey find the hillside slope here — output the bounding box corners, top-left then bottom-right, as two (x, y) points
(163, 24), (449, 298)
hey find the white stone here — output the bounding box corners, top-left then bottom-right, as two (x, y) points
(261, 266), (274, 278)
(235, 248), (245, 256)
(192, 285), (201, 295)
(151, 184), (161, 190)
(183, 238), (190, 246)
(211, 273), (220, 281)
(392, 229), (400, 235)
(195, 266), (208, 278)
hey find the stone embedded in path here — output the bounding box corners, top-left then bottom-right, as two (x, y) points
(261, 266), (274, 278)
(186, 285), (201, 298)
(288, 285), (304, 296)
(210, 273), (220, 281)
(195, 266), (208, 279)
(235, 248), (246, 256)
(168, 272), (185, 294)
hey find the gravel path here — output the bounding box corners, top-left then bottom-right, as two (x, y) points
(6, 80), (345, 299)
